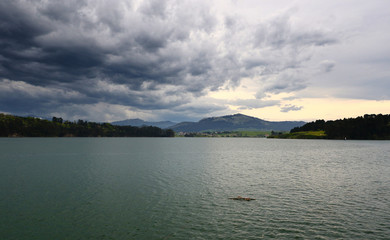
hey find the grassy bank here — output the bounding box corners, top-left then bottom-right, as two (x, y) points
(268, 130), (327, 139)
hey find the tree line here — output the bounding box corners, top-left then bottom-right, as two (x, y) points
(0, 114), (174, 137)
(290, 114), (390, 140)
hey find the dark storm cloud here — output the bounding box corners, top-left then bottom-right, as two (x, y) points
(0, 0), (339, 120)
(1, 1), (215, 97)
(0, 79), (90, 115)
(0, 1), (50, 45)
(0, 1), (105, 85)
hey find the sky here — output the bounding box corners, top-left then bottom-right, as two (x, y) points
(1, 0), (389, 122)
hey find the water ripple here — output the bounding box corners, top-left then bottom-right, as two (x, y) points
(1, 138), (389, 239)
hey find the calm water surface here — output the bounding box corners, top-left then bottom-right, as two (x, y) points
(1, 138), (389, 239)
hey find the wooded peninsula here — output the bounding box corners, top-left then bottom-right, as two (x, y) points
(0, 114), (174, 137)
(269, 114), (390, 140)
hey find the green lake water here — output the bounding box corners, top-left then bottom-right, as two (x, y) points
(1, 138), (389, 239)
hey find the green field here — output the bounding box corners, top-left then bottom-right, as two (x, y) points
(215, 130), (271, 137)
(268, 130), (327, 139)
(176, 130), (272, 138)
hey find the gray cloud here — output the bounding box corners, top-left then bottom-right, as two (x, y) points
(319, 60), (336, 73)
(280, 104), (303, 113)
(231, 99), (280, 110)
(262, 71), (307, 94)
(0, 0), (342, 121)
(253, 10), (337, 49)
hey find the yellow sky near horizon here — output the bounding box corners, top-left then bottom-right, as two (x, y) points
(208, 80), (390, 122)
(239, 98), (390, 122)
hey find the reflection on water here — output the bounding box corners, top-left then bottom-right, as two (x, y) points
(1, 138), (389, 239)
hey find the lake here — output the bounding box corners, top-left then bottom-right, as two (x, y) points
(1, 138), (389, 239)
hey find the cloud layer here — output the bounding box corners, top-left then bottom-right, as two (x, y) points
(1, 0), (389, 121)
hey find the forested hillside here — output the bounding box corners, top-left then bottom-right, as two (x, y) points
(0, 114), (174, 137)
(290, 114), (390, 140)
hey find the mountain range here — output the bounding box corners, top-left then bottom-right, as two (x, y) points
(111, 119), (177, 129)
(111, 114), (305, 132)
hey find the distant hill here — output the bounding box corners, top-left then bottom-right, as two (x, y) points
(170, 114), (305, 132)
(111, 118), (177, 129)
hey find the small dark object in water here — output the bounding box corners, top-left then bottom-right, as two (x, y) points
(229, 196), (255, 201)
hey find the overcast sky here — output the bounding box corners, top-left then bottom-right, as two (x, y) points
(1, 0), (389, 122)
